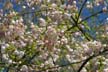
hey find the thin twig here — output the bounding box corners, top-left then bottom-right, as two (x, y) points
(76, 0), (87, 22)
(78, 10), (104, 24)
(66, 0), (92, 41)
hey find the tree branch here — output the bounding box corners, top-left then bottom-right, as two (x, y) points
(76, 0), (87, 22)
(77, 49), (108, 72)
(78, 10), (104, 24)
(36, 60), (84, 72)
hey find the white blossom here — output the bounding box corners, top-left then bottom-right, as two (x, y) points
(22, 5), (26, 9)
(1, 45), (6, 53)
(103, 68), (108, 72)
(20, 65), (28, 72)
(39, 18), (46, 27)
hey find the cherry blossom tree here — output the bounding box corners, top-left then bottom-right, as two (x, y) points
(0, 0), (108, 72)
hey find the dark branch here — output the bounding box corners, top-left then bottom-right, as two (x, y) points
(78, 10), (104, 24)
(76, 0), (87, 22)
(77, 49), (108, 72)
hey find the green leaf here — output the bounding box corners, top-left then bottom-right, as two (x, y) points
(83, 21), (91, 30)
